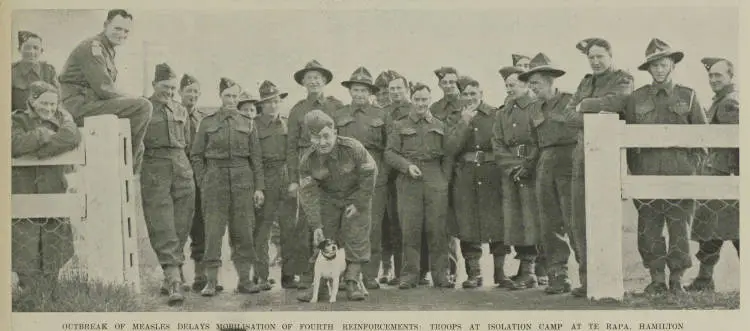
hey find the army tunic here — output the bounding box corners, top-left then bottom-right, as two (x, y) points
(190, 108), (265, 269)
(692, 84), (739, 243)
(334, 103), (388, 279)
(623, 81), (706, 272)
(12, 107), (81, 282)
(564, 68), (633, 276)
(385, 111), (455, 284)
(141, 97), (196, 268)
(254, 113), (298, 280)
(58, 33), (152, 174)
(11, 61), (58, 112)
(491, 93), (541, 249)
(530, 91), (578, 275)
(301, 136), (377, 263)
(186, 106), (213, 263)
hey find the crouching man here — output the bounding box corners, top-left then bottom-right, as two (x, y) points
(296, 109), (377, 302)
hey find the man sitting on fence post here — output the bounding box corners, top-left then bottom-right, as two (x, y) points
(11, 81), (82, 292)
(687, 57), (740, 292)
(58, 9), (153, 175)
(622, 38), (707, 296)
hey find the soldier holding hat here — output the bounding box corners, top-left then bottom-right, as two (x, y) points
(622, 38), (707, 295)
(12, 81), (81, 291)
(252, 80), (296, 290)
(492, 65), (541, 290)
(12, 30), (59, 112)
(190, 77), (265, 297)
(58, 9), (153, 175)
(286, 60), (345, 289)
(336, 66), (389, 289)
(687, 57), (739, 292)
(563, 37), (634, 298)
(141, 63), (196, 304)
(295, 109), (378, 302)
(518, 53), (578, 295)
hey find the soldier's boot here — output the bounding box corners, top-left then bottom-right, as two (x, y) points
(668, 268), (686, 295)
(571, 271), (587, 298)
(535, 259), (549, 286)
(544, 270), (572, 295)
(462, 258), (482, 289)
(296, 284), (330, 302)
(236, 264), (260, 294)
(281, 275), (299, 289)
(643, 267), (668, 296)
(343, 263), (366, 301)
(345, 280), (366, 301)
(388, 277), (401, 286)
(493, 254), (514, 289)
(380, 259), (393, 284)
(686, 263), (715, 292)
(509, 260), (538, 290)
(201, 268), (219, 297)
(164, 266), (185, 305)
(363, 277), (380, 290)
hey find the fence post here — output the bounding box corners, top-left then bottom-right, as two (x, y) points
(118, 119), (142, 294)
(584, 113), (625, 300)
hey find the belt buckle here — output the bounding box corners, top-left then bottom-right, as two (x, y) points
(474, 150), (485, 164)
(516, 144), (527, 158)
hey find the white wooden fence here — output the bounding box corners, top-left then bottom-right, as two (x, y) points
(584, 113), (740, 301)
(11, 115), (142, 294)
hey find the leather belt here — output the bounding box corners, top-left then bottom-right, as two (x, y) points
(461, 151), (495, 163)
(206, 158), (250, 168)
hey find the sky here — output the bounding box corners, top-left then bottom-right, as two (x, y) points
(11, 7), (739, 113)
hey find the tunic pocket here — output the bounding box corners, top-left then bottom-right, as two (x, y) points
(398, 127), (419, 152)
(231, 126), (252, 152)
(368, 118), (385, 148)
(426, 127), (445, 152)
(634, 101), (655, 123)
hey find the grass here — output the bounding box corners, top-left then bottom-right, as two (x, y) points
(620, 290), (740, 310)
(12, 274), (143, 312)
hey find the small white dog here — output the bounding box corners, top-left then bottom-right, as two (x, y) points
(310, 239), (368, 303)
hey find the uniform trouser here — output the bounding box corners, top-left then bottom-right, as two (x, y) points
(460, 241), (483, 277)
(570, 143), (587, 278)
(383, 177), (403, 277)
(537, 146), (576, 276)
(696, 239), (740, 266)
(201, 163), (257, 269)
(635, 199), (694, 272)
(320, 195), (372, 280)
(255, 165), (295, 280)
(62, 92), (153, 175)
(12, 218), (74, 284)
(362, 184), (387, 280)
(189, 182), (205, 263)
(397, 162), (449, 284)
(141, 154), (195, 270)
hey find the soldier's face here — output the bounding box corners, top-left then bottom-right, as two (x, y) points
(260, 96), (281, 115)
(103, 16), (132, 46)
(460, 85), (482, 108)
(153, 78), (178, 102)
(19, 37), (43, 62)
(515, 58), (530, 71)
(708, 61), (733, 93)
(220, 85), (240, 109)
(303, 71), (326, 94)
(311, 126), (336, 154)
(31, 91), (58, 120)
(587, 46), (612, 75)
(375, 89), (391, 107)
(239, 103), (257, 118)
(349, 84), (371, 105)
(180, 83), (201, 108)
(439, 73), (459, 96)
(389, 78), (408, 102)
(648, 57), (674, 84)
(411, 88), (431, 114)
(505, 74), (527, 99)
(528, 73), (553, 99)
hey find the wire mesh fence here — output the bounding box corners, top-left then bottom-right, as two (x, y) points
(11, 217), (75, 287)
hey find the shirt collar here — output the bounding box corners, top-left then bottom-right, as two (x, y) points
(258, 113), (280, 127)
(649, 80), (675, 96)
(409, 109), (433, 123)
(351, 102), (370, 113)
(217, 107), (238, 120)
(96, 32), (116, 58)
(307, 93), (325, 104)
(476, 102), (492, 115)
(714, 84), (736, 101)
(508, 91), (534, 109)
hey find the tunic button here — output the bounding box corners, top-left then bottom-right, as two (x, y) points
(512, 123), (517, 127)
(475, 145), (480, 149)
(473, 127), (478, 132)
(478, 181), (482, 185)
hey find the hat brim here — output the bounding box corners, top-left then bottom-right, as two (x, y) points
(341, 81), (380, 93)
(237, 99), (259, 108)
(498, 66), (525, 80)
(638, 51), (684, 71)
(518, 67), (566, 82)
(257, 92), (289, 104)
(294, 68), (333, 86)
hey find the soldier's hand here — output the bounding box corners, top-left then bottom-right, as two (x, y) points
(313, 228), (325, 246)
(39, 126), (56, 138)
(344, 204), (358, 218)
(254, 190), (265, 208)
(460, 105), (478, 123)
(407, 164), (422, 179)
(287, 182), (299, 198)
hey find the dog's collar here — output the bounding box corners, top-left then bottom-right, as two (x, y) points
(321, 252), (337, 261)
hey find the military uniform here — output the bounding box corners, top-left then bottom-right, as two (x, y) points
(58, 33), (153, 174)
(386, 110), (454, 288)
(190, 103), (265, 295)
(12, 61), (58, 112)
(12, 94), (81, 287)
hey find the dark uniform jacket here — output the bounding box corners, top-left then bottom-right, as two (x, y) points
(334, 103), (388, 187)
(145, 97), (191, 157)
(286, 94), (344, 180)
(11, 61), (58, 112)
(705, 84), (739, 175)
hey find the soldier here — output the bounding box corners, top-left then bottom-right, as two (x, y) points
(11, 81), (81, 291)
(374, 70), (394, 109)
(374, 70), (397, 284)
(58, 9), (152, 175)
(564, 37), (634, 298)
(12, 31), (58, 112)
(446, 75), (508, 289)
(141, 63), (196, 305)
(336, 67), (388, 290)
(190, 77), (265, 296)
(253, 80), (295, 290)
(622, 38), (707, 295)
(386, 82), (455, 289)
(287, 60), (345, 290)
(518, 54), (577, 294)
(492, 66), (541, 290)
(686, 57), (739, 292)
(238, 90), (259, 118)
(296, 109), (377, 302)
(513, 54), (531, 71)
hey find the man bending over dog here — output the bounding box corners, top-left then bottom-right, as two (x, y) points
(296, 109), (377, 302)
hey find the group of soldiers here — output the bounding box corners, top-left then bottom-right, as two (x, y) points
(12, 9), (739, 307)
